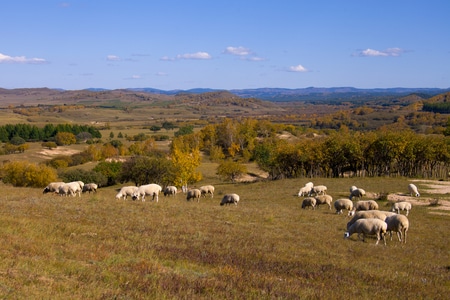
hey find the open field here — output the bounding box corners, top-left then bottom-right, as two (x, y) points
(0, 177), (449, 299)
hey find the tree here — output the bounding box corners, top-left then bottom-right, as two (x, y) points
(174, 125), (194, 137)
(93, 161), (123, 186)
(217, 160), (247, 182)
(119, 156), (176, 186)
(55, 132), (76, 146)
(162, 121), (176, 131)
(1, 161), (58, 187)
(170, 136), (202, 187)
(150, 125), (161, 132)
(42, 141), (58, 149)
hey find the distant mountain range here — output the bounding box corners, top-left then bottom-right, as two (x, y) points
(124, 87), (450, 102)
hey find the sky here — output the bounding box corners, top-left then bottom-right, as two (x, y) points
(1, 0), (449, 91)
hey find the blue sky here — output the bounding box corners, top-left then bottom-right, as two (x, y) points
(1, 0), (449, 90)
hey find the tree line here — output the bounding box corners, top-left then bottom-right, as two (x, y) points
(0, 123), (102, 143)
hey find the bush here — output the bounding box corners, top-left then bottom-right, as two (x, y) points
(58, 168), (107, 187)
(1, 161), (58, 187)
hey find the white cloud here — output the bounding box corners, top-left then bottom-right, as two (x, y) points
(156, 72), (168, 76)
(288, 64), (308, 72)
(176, 52), (212, 60)
(224, 46), (251, 56)
(357, 47), (404, 57)
(160, 56), (175, 61)
(0, 52), (47, 64)
(244, 56), (266, 62)
(106, 55), (121, 61)
(131, 75), (141, 79)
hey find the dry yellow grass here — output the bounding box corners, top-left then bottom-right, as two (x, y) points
(0, 177), (448, 299)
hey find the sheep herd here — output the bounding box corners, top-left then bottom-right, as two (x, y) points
(298, 182), (416, 246)
(44, 179), (418, 244)
(44, 181), (239, 207)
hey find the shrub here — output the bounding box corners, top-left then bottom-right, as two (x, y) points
(1, 161), (58, 187)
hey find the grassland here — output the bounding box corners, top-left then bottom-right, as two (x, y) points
(0, 88), (449, 298)
(0, 176), (448, 299)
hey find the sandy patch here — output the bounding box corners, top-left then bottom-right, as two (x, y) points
(37, 147), (81, 159)
(387, 180), (450, 212)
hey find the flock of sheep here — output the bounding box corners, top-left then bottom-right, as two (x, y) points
(43, 179), (420, 245)
(43, 181), (97, 196)
(298, 182), (418, 245)
(44, 181), (240, 207)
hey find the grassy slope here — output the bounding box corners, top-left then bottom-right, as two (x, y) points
(0, 177), (448, 299)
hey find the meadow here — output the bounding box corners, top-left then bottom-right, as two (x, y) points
(0, 90), (449, 298)
(0, 175), (448, 299)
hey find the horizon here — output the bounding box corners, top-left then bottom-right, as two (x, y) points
(1, 1), (449, 90)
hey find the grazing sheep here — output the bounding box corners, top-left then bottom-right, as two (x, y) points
(115, 186), (138, 200)
(350, 186), (358, 192)
(301, 197), (317, 210)
(314, 195), (333, 210)
(408, 183), (420, 197)
(334, 199), (354, 215)
(352, 200), (379, 213)
(186, 189), (201, 202)
(43, 182), (65, 194)
(344, 218), (387, 245)
(132, 184), (162, 202)
(298, 186), (312, 197)
(349, 188), (366, 200)
(385, 214), (409, 243)
(220, 193), (240, 206)
(347, 210), (397, 230)
(76, 181), (85, 190)
(163, 186), (178, 197)
(199, 185), (215, 198)
(58, 182), (82, 197)
(82, 183), (98, 194)
(391, 201), (412, 216)
(310, 185), (327, 196)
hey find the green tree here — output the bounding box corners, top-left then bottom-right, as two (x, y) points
(174, 125), (194, 137)
(93, 161), (123, 186)
(217, 160), (247, 182)
(42, 141), (58, 149)
(119, 156), (176, 186)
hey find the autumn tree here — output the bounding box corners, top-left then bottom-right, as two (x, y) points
(55, 132), (76, 146)
(217, 159), (247, 182)
(170, 136), (202, 188)
(1, 161), (58, 187)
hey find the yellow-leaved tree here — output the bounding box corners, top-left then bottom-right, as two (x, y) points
(170, 136), (202, 189)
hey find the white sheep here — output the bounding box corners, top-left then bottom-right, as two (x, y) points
(351, 200), (379, 215)
(314, 195), (333, 210)
(132, 184), (162, 202)
(349, 188), (366, 200)
(350, 185), (358, 192)
(334, 199), (354, 215)
(347, 210), (397, 230)
(82, 183), (98, 194)
(58, 182), (82, 197)
(186, 189), (201, 202)
(301, 197), (317, 210)
(344, 218), (387, 245)
(310, 185), (327, 196)
(199, 185), (215, 198)
(115, 186), (138, 200)
(163, 186), (178, 197)
(385, 214), (409, 243)
(43, 182), (65, 194)
(298, 186), (312, 197)
(220, 193), (240, 206)
(408, 183), (420, 197)
(391, 201), (412, 216)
